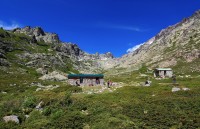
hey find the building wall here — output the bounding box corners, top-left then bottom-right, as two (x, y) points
(154, 70), (173, 78)
(166, 71), (173, 77)
(159, 71), (165, 77)
(68, 78), (104, 86)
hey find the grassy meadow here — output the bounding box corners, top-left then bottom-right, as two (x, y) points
(0, 66), (200, 129)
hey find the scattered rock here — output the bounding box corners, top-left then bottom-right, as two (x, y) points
(185, 75), (191, 78)
(81, 110), (89, 115)
(30, 82), (42, 87)
(1, 91), (7, 94)
(25, 115), (29, 119)
(140, 74), (148, 77)
(172, 87), (181, 92)
(30, 82), (59, 91)
(39, 71), (67, 81)
(172, 87), (190, 92)
(143, 110), (148, 114)
(10, 83), (17, 86)
(83, 124), (90, 129)
(140, 81), (151, 87)
(36, 88), (42, 91)
(36, 68), (48, 75)
(35, 84), (59, 91)
(3, 115), (19, 124)
(0, 58), (10, 66)
(145, 81), (151, 87)
(36, 101), (44, 111)
(182, 87), (190, 91)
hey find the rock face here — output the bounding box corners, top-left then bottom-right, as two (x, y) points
(55, 43), (84, 57)
(117, 10), (200, 72)
(13, 26), (60, 44)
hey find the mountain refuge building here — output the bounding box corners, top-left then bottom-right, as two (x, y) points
(68, 74), (104, 86)
(154, 68), (173, 78)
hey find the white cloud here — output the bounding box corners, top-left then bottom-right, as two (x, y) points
(0, 20), (21, 30)
(126, 43), (144, 53)
(112, 25), (143, 32)
(96, 22), (146, 32)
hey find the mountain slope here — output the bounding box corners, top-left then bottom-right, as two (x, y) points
(0, 26), (115, 75)
(117, 10), (200, 74)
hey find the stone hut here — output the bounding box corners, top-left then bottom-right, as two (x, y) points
(154, 68), (173, 78)
(68, 74), (104, 86)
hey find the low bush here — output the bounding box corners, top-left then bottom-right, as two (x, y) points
(22, 96), (37, 108)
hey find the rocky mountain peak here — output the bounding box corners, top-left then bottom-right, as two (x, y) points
(104, 52), (114, 59)
(55, 42), (84, 57)
(33, 27), (45, 36)
(13, 26), (60, 44)
(193, 9), (200, 17)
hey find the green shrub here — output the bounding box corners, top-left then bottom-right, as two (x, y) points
(24, 110), (49, 128)
(42, 107), (51, 116)
(50, 109), (64, 120)
(22, 96), (37, 108)
(63, 91), (72, 106)
(48, 111), (85, 129)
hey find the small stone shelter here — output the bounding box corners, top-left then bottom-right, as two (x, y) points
(68, 74), (104, 86)
(154, 68), (173, 78)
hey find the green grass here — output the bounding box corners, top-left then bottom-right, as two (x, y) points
(0, 65), (200, 128)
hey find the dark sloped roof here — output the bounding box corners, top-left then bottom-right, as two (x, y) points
(68, 74), (104, 79)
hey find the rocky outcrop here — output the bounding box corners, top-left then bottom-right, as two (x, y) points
(39, 71), (67, 81)
(99, 52), (114, 60)
(3, 115), (19, 124)
(55, 43), (84, 57)
(13, 26), (60, 44)
(36, 101), (44, 111)
(0, 58), (10, 66)
(36, 68), (48, 75)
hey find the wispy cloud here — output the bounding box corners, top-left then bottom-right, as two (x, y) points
(110, 25), (144, 32)
(0, 20), (21, 30)
(126, 42), (144, 53)
(96, 22), (147, 32)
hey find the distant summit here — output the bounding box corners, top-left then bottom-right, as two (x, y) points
(13, 26), (60, 44)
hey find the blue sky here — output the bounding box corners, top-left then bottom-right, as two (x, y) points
(0, 0), (200, 57)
